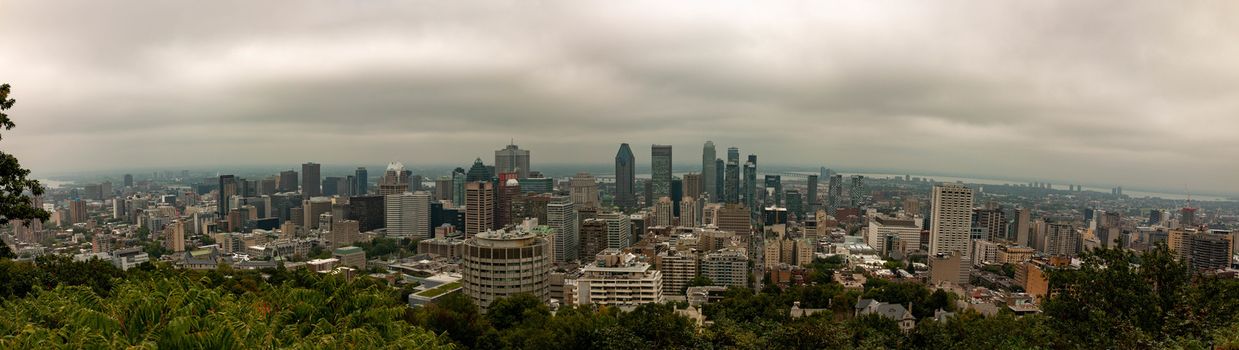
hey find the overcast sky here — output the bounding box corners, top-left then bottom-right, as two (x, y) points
(2, 1), (1238, 195)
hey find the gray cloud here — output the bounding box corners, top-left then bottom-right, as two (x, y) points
(2, 0), (1238, 195)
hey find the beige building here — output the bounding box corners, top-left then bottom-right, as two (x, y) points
(929, 184), (974, 258)
(701, 248), (748, 288)
(655, 249), (698, 296)
(461, 228), (552, 310)
(576, 249), (663, 306)
(929, 252), (970, 287)
(569, 172), (599, 208)
(332, 246), (366, 270)
(464, 182), (495, 237)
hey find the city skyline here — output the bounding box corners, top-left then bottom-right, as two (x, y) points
(5, 1), (1239, 196)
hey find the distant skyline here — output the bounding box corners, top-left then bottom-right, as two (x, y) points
(5, 1), (1239, 195)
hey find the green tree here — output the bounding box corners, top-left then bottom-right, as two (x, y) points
(0, 84), (50, 226)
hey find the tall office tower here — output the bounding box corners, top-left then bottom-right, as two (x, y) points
(654, 197), (674, 226)
(1189, 232), (1234, 271)
(827, 175), (842, 214)
(724, 160), (740, 203)
(322, 176), (343, 196)
(715, 203), (752, 239)
(278, 170), (298, 192)
(580, 219), (608, 259)
(819, 167), (828, 179)
(218, 175), (238, 216)
(603, 213), (633, 249)
(683, 173), (703, 201)
(806, 175), (819, 212)
(702, 141), (717, 202)
(615, 143), (637, 212)
(680, 196), (701, 227)
(651, 145), (673, 200)
(1147, 209), (1164, 226)
(849, 175), (866, 207)
(714, 159), (724, 199)
(497, 179), (521, 227)
(462, 228), (551, 309)
(764, 175), (782, 206)
(743, 160), (757, 216)
(451, 167), (466, 206)
(1096, 212), (1122, 248)
(385, 192), (422, 238)
(466, 158), (492, 182)
(345, 195), (385, 232)
(1180, 206), (1198, 228)
(354, 167), (368, 195)
(1015, 208), (1031, 246)
(302, 197), (332, 230)
(972, 208), (1007, 242)
(258, 177), (278, 196)
(570, 172), (599, 208)
(377, 162), (411, 196)
(123, 174), (133, 188)
(929, 183), (975, 258)
(785, 190), (804, 220)
(433, 177), (453, 201)
(464, 182), (495, 237)
(495, 143), (531, 179)
(302, 162), (321, 199)
(1045, 223), (1080, 256)
(727, 147), (739, 164)
(548, 197), (579, 263)
(167, 220), (186, 253)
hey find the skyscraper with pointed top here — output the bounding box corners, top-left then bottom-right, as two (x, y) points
(702, 141), (716, 202)
(615, 143), (636, 211)
(495, 142), (530, 179)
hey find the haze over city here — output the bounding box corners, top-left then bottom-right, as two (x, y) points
(4, 1), (1239, 196)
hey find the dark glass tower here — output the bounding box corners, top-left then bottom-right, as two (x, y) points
(651, 145), (673, 200)
(354, 167), (368, 195)
(615, 143), (636, 211)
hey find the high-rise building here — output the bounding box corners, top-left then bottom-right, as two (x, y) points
(702, 141), (717, 203)
(464, 182), (495, 237)
(680, 196), (700, 227)
(386, 192), (431, 239)
(462, 228), (551, 309)
(868, 215), (922, 257)
(570, 172), (599, 208)
(714, 159), (724, 201)
(724, 160), (740, 203)
(548, 197), (578, 263)
(715, 203), (752, 239)
(377, 162), (411, 196)
(763, 175), (782, 206)
(302, 197), (332, 230)
(168, 220), (186, 253)
(218, 175), (238, 216)
(123, 174), (133, 188)
(354, 167), (368, 195)
(603, 213), (632, 249)
(279, 170), (298, 192)
(743, 160), (757, 216)
(322, 176), (344, 196)
(466, 158), (492, 183)
(615, 143), (636, 211)
(451, 168), (466, 206)
(785, 190), (804, 220)
(1045, 223), (1080, 256)
(496, 179), (521, 228)
(701, 248), (748, 288)
(827, 174), (842, 214)
(346, 195), (385, 232)
(655, 249), (697, 296)
(972, 208), (1007, 242)
(1095, 211), (1121, 248)
(683, 173), (702, 201)
(651, 145), (673, 200)
(849, 175), (866, 207)
(654, 197), (674, 226)
(495, 143), (531, 179)
(580, 219), (608, 259)
(301, 162), (321, 199)
(1015, 208), (1031, 246)
(1189, 231), (1233, 271)
(806, 175), (819, 212)
(577, 249), (664, 306)
(930, 183), (974, 258)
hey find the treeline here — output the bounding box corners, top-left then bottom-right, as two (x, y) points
(1, 246), (1237, 349)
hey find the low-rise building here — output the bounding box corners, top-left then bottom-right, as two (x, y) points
(576, 249), (663, 306)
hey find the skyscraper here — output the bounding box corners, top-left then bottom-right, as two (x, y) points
(827, 175), (842, 214)
(354, 167), (368, 195)
(451, 167), (466, 206)
(464, 182), (494, 237)
(743, 160), (757, 217)
(724, 160), (740, 203)
(764, 175), (782, 206)
(1015, 208), (1031, 246)
(466, 158), (492, 182)
(301, 162), (321, 199)
(683, 173), (702, 200)
(701, 141), (716, 202)
(615, 143), (636, 211)
(548, 197), (579, 263)
(495, 143), (531, 179)
(806, 174), (819, 212)
(377, 162), (411, 196)
(570, 172), (599, 208)
(849, 175), (866, 207)
(218, 175), (238, 216)
(651, 145), (673, 200)
(279, 170), (298, 192)
(930, 183), (975, 258)
(123, 174), (133, 188)
(386, 192), (430, 239)
(714, 159), (724, 200)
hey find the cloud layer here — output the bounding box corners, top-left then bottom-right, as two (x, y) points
(2, 1), (1238, 195)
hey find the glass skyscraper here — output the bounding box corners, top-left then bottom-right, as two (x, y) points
(615, 143), (636, 211)
(651, 144), (673, 200)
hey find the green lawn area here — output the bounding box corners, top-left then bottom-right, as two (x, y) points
(416, 281), (461, 298)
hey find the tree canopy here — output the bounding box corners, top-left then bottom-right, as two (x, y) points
(0, 83), (49, 226)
